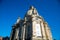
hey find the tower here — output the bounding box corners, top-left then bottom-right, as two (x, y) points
(10, 6), (53, 40)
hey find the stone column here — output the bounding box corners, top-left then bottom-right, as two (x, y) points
(14, 28), (19, 40)
(40, 20), (46, 40)
(22, 22), (26, 40)
(44, 22), (52, 40)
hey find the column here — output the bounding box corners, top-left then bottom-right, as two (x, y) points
(40, 20), (46, 40)
(44, 22), (52, 40)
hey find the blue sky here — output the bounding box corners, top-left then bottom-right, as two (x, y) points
(0, 0), (60, 40)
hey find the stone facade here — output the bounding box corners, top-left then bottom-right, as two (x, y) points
(10, 6), (53, 40)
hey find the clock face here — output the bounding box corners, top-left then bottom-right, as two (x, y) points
(27, 10), (32, 15)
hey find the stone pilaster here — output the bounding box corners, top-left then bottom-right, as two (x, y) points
(44, 22), (52, 40)
(40, 20), (47, 40)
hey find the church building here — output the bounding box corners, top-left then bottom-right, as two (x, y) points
(10, 6), (53, 40)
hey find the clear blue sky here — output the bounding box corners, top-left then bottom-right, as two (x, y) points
(0, 0), (60, 40)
